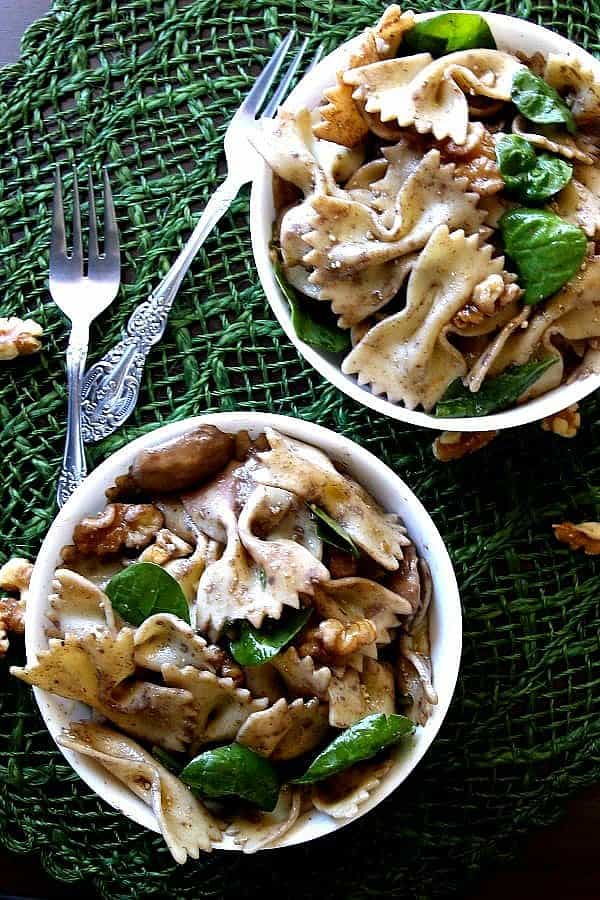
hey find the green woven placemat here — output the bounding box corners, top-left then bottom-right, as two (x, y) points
(1, 0), (599, 896)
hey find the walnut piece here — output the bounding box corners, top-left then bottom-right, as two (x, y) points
(319, 618), (377, 656)
(0, 317), (43, 361)
(298, 617), (376, 664)
(452, 272), (522, 329)
(553, 521), (600, 554)
(138, 529), (193, 566)
(432, 431), (498, 462)
(438, 123), (504, 196)
(0, 557), (33, 593)
(541, 404), (581, 439)
(72, 504), (164, 557)
(0, 556), (32, 657)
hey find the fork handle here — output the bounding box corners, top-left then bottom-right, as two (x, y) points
(57, 338), (88, 507)
(80, 174), (244, 443)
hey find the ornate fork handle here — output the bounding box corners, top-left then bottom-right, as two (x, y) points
(57, 340), (88, 507)
(81, 175), (244, 442)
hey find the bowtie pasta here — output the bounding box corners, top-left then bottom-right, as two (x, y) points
(12, 425), (434, 860)
(253, 6), (600, 417)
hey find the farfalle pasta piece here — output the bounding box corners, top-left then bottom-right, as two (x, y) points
(488, 256), (600, 389)
(265, 491), (323, 558)
(270, 647), (331, 700)
(511, 114), (595, 165)
(237, 485), (329, 606)
(280, 199), (317, 269)
(227, 784), (301, 853)
(271, 698), (330, 761)
(303, 150), (484, 272)
(397, 560), (437, 725)
(162, 664), (268, 746)
(133, 614), (223, 673)
(47, 568), (116, 638)
(312, 757), (392, 819)
(309, 254), (416, 329)
(186, 462), (313, 633)
(11, 631), (195, 750)
(235, 698), (292, 756)
(343, 226), (505, 410)
(236, 697), (329, 760)
(553, 164), (600, 237)
(165, 533), (217, 608)
(358, 139), (427, 227)
(314, 577), (411, 647)
(328, 659), (395, 728)
(465, 308), (530, 393)
(243, 662), (283, 704)
(59, 722), (220, 862)
(343, 54), (432, 129)
(544, 53), (600, 124)
(313, 5), (415, 147)
(254, 429), (406, 569)
(346, 50), (520, 144)
(251, 108), (364, 197)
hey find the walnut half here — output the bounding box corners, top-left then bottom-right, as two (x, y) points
(0, 317), (43, 360)
(298, 618), (377, 665)
(452, 272), (522, 329)
(541, 404), (581, 439)
(553, 521), (600, 554)
(72, 504), (164, 557)
(432, 431), (498, 462)
(0, 557), (32, 657)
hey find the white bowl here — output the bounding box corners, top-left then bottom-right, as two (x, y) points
(251, 12), (600, 432)
(25, 412), (461, 851)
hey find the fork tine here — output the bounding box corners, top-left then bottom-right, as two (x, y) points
(102, 167), (120, 269)
(70, 166), (83, 273)
(50, 165), (67, 268)
(261, 36), (308, 119)
(87, 166), (99, 262)
(239, 30), (295, 116)
(307, 42), (325, 71)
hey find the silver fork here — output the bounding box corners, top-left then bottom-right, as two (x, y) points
(50, 166), (121, 506)
(80, 33), (321, 443)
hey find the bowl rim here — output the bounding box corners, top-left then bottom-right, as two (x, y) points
(25, 412), (462, 852)
(250, 11), (600, 432)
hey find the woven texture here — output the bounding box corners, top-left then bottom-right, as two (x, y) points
(1, 0), (599, 896)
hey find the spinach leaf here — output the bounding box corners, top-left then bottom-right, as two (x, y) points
(230, 607), (312, 667)
(308, 503), (359, 558)
(293, 713), (415, 784)
(500, 208), (587, 304)
(511, 68), (576, 134)
(434, 358), (557, 417)
(152, 746), (183, 775)
(495, 134), (572, 203)
(403, 12), (496, 56)
(181, 743), (280, 810)
(105, 562), (189, 626)
(273, 263), (350, 354)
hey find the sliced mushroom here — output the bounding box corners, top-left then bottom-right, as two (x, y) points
(130, 426), (235, 493)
